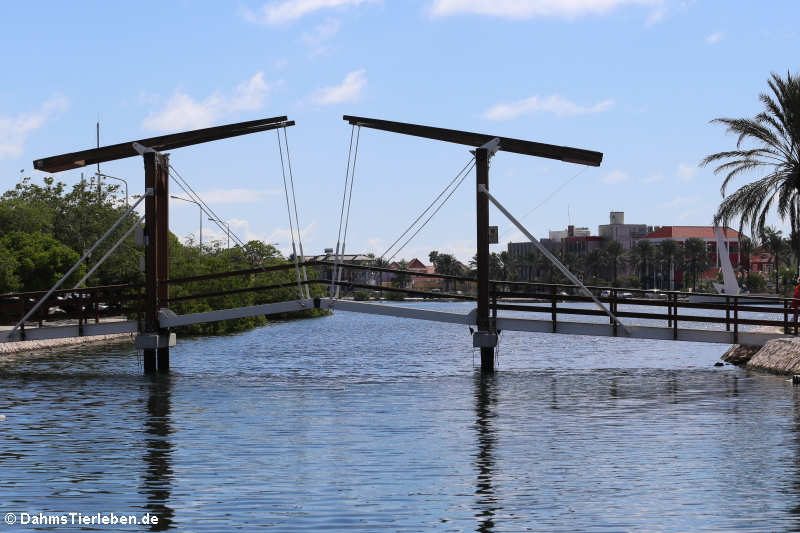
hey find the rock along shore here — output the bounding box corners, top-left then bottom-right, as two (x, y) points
(0, 333), (134, 356)
(722, 326), (800, 374)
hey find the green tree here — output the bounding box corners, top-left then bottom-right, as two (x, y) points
(760, 226), (786, 293)
(683, 238), (710, 291)
(584, 248), (607, 283)
(739, 235), (754, 276)
(630, 240), (654, 289)
(702, 72), (800, 263)
(657, 239), (680, 290)
(0, 242), (20, 292)
(1, 231), (83, 290)
(604, 240), (624, 286)
(432, 252), (463, 291)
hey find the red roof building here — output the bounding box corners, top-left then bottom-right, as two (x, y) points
(640, 226), (742, 267)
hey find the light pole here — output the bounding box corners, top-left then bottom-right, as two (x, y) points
(171, 195), (203, 248)
(97, 172), (129, 206)
(208, 218), (230, 249)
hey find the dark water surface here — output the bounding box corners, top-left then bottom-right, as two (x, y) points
(2, 302), (800, 531)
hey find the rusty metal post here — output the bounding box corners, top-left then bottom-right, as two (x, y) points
(672, 293), (678, 340)
(156, 154), (170, 373)
(475, 147), (495, 373)
(143, 152), (158, 373)
(143, 152), (170, 373)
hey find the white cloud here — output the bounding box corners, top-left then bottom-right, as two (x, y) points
(643, 173), (663, 183)
(174, 188), (281, 205)
(644, 6), (666, 26)
(240, 0), (376, 25)
(603, 169), (629, 184)
(141, 72), (272, 132)
(705, 31), (723, 44)
(483, 94), (614, 120)
(311, 69), (366, 105)
(429, 0), (659, 19)
(677, 163), (697, 181)
(0, 95), (68, 160)
(661, 195), (698, 209)
(302, 17), (341, 55)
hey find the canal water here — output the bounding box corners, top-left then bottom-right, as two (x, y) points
(2, 302), (800, 531)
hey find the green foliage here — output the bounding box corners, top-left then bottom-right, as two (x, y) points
(385, 290), (405, 301)
(353, 290), (371, 301)
(683, 238), (710, 290)
(1, 176), (328, 336)
(0, 242), (20, 292)
(1, 231), (83, 290)
(745, 272), (766, 292)
(168, 237), (327, 335)
(703, 71), (800, 261)
(0, 176), (143, 290)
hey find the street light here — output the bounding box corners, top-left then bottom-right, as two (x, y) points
(170, 195), (203, 247)
(208, 217), (230, 249)
(96, 172), (129, 206)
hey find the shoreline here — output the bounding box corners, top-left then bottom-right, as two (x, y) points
(0, 332), (135, 356)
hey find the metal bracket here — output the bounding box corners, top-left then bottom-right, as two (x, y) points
(472, 331), (498, 348)
(470, 137), (501, 158)
(135, 332), (176, 349)
(132, 142), (156, 155)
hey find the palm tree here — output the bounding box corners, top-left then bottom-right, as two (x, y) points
(760, 226), (785, 293)
(584, 249), (607, 283)
(630, 240), (654, 289)
(739, 235), (754, 276)
(657, 239), (680, 290)
(684, 238), (709, 291)
(604, 240), (624, 286)
(701, 72), (800, 262)
(432, 252), (461, 292)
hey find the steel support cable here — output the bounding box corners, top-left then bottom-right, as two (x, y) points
(168, 170), (247, 248)
(168, 165), (248, 248)
(168, 173), (246, 248)
(386, 159), (475, 264)
(283, 126), (310, 299)
(331, 125), (356, 298)
(379, 158), (475, 261)
(276, 129), (305, 300)
(72, 222), (139, 289)
(5, 193), (148, 342)
(498, 166), (588, 241)
(336, 126), (361, 298)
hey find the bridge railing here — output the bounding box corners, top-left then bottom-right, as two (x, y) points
(0, 283), (145, 334)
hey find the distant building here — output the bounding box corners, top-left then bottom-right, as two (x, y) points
(639, 226), (741, 266)
(597, 211), (652, 250)
(638, 226), (742, 289)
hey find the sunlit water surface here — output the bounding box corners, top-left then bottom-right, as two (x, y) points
(2, 301), (800, 531)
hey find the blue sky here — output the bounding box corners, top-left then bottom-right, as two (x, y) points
(1, 0), (799, 262)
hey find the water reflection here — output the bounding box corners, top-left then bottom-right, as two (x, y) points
(473, 372), (500, 533)
(141, 375), (175, 530)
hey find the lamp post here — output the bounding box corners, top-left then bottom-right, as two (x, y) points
(170, 195), (203, 248)
(208, 218), (230, 249)
(96, 172), (129, 206)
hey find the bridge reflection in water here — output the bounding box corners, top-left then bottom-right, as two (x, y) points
(141, 376), (174, 530)
(474, 373), (500, 533)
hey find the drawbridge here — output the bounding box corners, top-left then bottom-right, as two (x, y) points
(2, 115), (794, 373)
